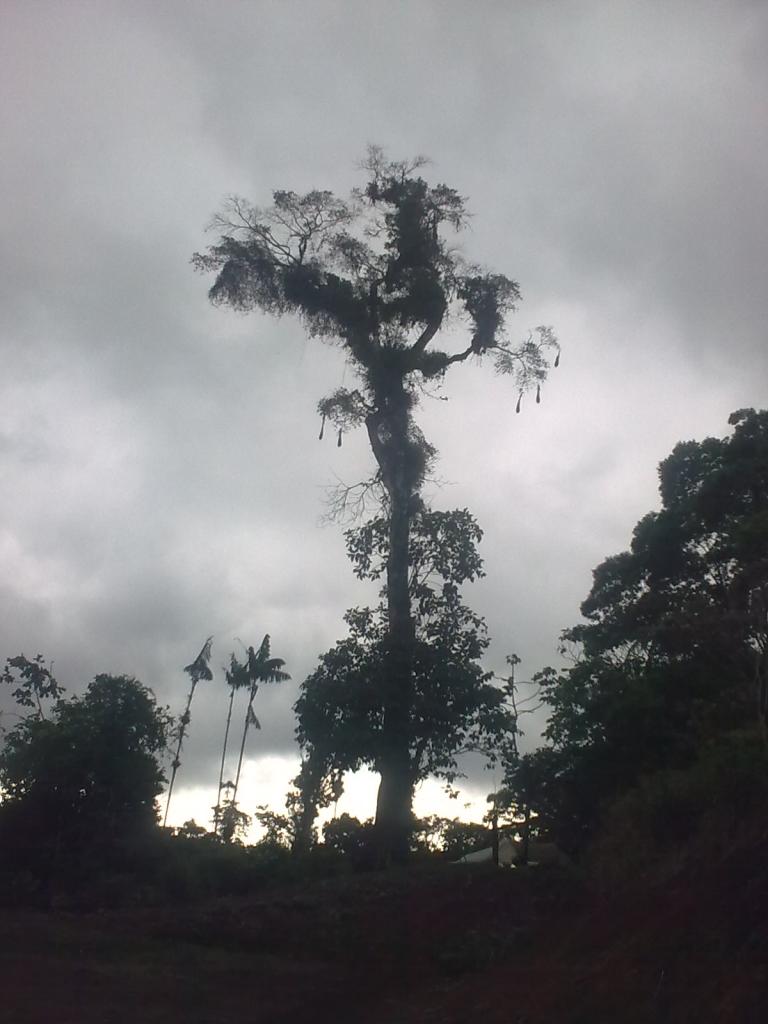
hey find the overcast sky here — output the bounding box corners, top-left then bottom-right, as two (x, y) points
(2, 0), (766, 831)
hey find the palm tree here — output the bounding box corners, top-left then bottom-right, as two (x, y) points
(164, 636), (213, 827)
(230, 634), (290, 808)
(212, 651), (249, 832)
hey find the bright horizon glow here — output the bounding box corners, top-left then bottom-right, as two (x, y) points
(164, 757), (494, 843)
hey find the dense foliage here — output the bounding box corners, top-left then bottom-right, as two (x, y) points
(4, 410), (765, 908)
(291, 508), (515, 848)
(504, 409), (768, 852)
(0, 672), (172, 886)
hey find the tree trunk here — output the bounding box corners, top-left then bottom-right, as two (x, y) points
(163, 679), (197, 827)
(491, 805), (500, 866)
(214, 682), (236, 832)
(365, 374), (420, 863)
(520, 804), (531, 865)
(292, 810), (314, 856)
(232, 686), (256, 806)
(374, 443), (416, 862)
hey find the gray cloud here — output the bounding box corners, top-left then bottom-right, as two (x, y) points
(2, 0), (766, 822)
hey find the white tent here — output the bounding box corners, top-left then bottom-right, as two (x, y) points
(456, 835), (516, 865)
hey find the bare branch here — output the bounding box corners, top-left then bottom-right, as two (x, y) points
(321, 473), (385, 526)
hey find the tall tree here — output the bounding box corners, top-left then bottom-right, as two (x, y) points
(212, 651), (250, 833)
(560, 408), (768, 745)
(164, 637), (213, 827)
(229, 635), (289, 814)
(194, 149), (558, 858)
(513, 409), (768, 850)
(0, 674), (171, 878)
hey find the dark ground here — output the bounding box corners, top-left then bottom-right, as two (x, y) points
(1, 852), (766, 1024)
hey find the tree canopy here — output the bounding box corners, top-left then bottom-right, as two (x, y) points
(0, 672), (172, 878)
(503, 409), (768, 851)
(193, 149), (557, 393)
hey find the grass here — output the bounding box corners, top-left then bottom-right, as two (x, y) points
(0, 848), (765, 1023)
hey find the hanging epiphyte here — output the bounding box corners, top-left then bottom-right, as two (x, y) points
(337, 427), (343, 447)
(515, 392), (522, 414)
(318, 413), (326, 441)
(554, 351), (560, 368)
(536, 383), (541, 404)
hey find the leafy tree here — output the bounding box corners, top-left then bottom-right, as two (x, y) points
(559, 407), (768, 746)
(2, 653), (63, 721)
(321, 813), (377, 864)
(513, 409), (768, 849)
(176, 819), (209, 840)
(0, 674), (171, 877)
(320, 813), (468, 861)
(164, 637), (213, 826)
(286, 748), (344, 854)
(254, 805), (294, 849)
(218, 800), (252, 844)
(194, 149), (558, 859)
(497, 745), (579, 852)
(294, 508), (516, 845)
(434, 818), (494, 860)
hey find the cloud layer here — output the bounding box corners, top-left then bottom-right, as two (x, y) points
(2, 1), (766, 826)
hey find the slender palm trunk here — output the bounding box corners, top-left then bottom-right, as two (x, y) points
(232, 685), (257, 807)
(164, 679), (197, 827)
(214, 682), (237, 831)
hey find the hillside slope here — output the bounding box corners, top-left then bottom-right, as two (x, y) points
(1, 845), (765, 1023)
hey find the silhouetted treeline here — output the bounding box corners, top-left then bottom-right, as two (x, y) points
(1, 409), (766, 906)
(500, 408), (768, 877)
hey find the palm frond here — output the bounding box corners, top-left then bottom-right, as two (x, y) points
(184, 636), (214, 683)
(246, 637), (290, 683)
(225, 653), (249, 690)
(262, 661), (291, 684)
